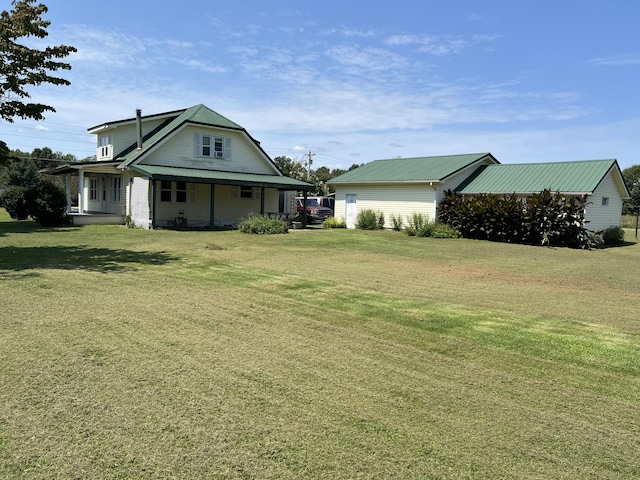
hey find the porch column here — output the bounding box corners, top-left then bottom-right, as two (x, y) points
(209, 184), (215, 229)
(65, 173), (72, 213)
(151, 180), (157, 228)
(260, 187), (265, 215)
(78, 170), (84, 214)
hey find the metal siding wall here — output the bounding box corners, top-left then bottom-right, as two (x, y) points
(585, 173), (623, 231)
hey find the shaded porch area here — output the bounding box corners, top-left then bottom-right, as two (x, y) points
(130, 165), (312, 229)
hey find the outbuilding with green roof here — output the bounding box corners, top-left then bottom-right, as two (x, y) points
(328, 154), (629, 232)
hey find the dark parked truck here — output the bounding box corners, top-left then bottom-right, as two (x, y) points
(296, 197), (333, 222)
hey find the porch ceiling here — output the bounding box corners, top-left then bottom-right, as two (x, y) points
(50, 161), (121, 175)
(130, 165), (313, 190)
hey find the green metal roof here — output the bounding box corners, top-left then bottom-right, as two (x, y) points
(130, 165), (312, 190)
(456, 159), (625, 195)
(328, 153), (498, 184)
(117, 105), (247, 166)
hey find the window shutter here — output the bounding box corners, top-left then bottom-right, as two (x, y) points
(193, 133), (201, 157)
(225, 137), (232, 160)
(232, 186), (240, 199)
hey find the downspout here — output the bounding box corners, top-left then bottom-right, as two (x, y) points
(431, 182), (438, 222)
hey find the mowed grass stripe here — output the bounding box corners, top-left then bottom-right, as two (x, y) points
(1, 211), (639, 478)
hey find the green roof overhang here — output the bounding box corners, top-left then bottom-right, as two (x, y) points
(130, 165), (312, 190)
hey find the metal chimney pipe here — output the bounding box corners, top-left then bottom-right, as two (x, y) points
(136, 109), (142, 150)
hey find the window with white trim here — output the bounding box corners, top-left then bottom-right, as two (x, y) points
(99, 135), (111, 157)
(602, 197), (609, 206)
(89, 178), (98, 200)
(112, 176), (123, 202)
(195, 133), (229, 159)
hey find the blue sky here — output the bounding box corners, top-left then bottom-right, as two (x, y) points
(2, 0), (639, 170)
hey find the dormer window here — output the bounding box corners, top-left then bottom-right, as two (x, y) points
(195, 133), (229, 159)
(99, 135), (111, 158)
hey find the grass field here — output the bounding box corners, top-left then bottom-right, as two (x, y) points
(1, 208), (639, 479)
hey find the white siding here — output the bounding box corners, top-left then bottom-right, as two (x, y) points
(334, 184), (436, 229)
(585, 173), (624, 231)
(139, 126), (277, 175)
(130, 176), (151, 229)
(95, 119), (168, 159)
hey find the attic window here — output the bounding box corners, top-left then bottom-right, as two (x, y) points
(602, 197), (609, 206)
(196, 134), (226, 159)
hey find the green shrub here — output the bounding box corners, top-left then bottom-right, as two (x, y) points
(1, 180), (67, 225)
(0, 185), (29, 220)
(322, 217), (346, 229)
(356, 209), (383, 230)
(405, 219), (461, 239)
(390, 214), (403, 231)
(415, 223), (436, 237)
(601, 226), (625, 246)
(25, 180), (68, 226)
(238, 215), (288, 234)
(431, 224), (461, 238)
(403, 212), (429, 236)
(439, 189), (591, 248)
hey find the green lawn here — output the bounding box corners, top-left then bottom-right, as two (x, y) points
(1, 209), (639, 479)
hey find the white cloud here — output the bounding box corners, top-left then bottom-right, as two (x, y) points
(587, 53), (640, 67)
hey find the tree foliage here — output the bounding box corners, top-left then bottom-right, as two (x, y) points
(0, 154), (67, 225)
(272, 155), (362, 195)
(622, 164), (640, 214)
(0, 139), (13, 167)
(0, 0), (77, 122)
(0, 155), (40, 188)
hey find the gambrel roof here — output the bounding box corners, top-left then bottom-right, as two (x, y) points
(456, 159), (629, 198)
(328, 153), (499, 184)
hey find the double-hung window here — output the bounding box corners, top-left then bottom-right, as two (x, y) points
(160, 181), (173, 202)
(89, 178), (98, 200)
(240, 186), (253, 199)
(112, 176), (123, 202)
(175, 182), (187, 203)
(195, 133), (228, 159)
(160, 181), (189, 203)
(99, 135), (111, 158)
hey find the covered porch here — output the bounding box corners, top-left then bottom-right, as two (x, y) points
(129, 165), (312, 229)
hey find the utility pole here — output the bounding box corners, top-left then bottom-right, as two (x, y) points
(304, 151), (315, 180)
